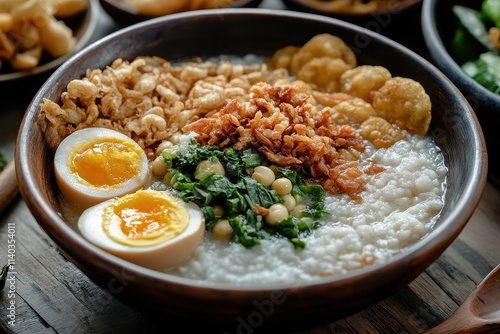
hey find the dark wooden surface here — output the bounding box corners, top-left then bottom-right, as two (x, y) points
(1, 1), (500, 333)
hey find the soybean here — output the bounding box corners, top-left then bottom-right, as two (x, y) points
(252, 166), (275, 187)
(271, 178), (293, 196)
(265, 203), (289, 225)
(212, 219), (233, 241)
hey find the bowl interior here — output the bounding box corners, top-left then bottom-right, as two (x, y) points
(0, 0), (99, 82)
(422, 0), (500, 185)
(16, 9), (487, 320)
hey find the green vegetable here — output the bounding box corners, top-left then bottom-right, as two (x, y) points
(274, 166), (327, 220)
(242, 176), (281, 208)
(0, 153), (7, 172)
(229, 210), (261, 248)
(163, 141), (224, 173)
(481, 50), (500, 72)
(452, 5), (495, 52)
(450, 2), (500, 95)
(450, 28), (486, 65)
(223, 148), (262, 178)
(162, 140), (327, 248)
(462, 51), (500, 93)
(271, 217), (307, 249)
(483, 0), (500, 27)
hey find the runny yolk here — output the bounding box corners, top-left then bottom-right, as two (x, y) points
(102, 190), (189, 247)
(68, 137), (143, 188)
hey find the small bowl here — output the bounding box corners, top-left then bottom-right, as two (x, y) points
(17, 9), (487, 327)
(282, 0), (422, 25)
(0, 0), (99, 83)
(98, 0), (264, 26)
(422, 0), (500, 186)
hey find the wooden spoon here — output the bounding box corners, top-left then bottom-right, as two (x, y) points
(0, 160), (19, 214)
(424, 265), (500, 333)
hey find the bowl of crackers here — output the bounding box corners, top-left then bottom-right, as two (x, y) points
(0, 0), (98, 82)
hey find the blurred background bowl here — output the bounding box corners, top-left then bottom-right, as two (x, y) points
(98, 0), (264, 26)
(16, 8), (487, 327)
(0, 0), (99, 83)
(422, 0), (500, 186)
(282, 0), (422, 24)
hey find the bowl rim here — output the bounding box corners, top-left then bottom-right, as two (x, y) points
(421, 0), (500, 110)
(0, 0), (100, 83)
(17, 8), (487, 293)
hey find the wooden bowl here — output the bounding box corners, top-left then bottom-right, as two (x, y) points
(0, 0), (99, 83)
(98, 0), (264, 26)
(16, 9), (487, 328)
(421, 0), (500, 186)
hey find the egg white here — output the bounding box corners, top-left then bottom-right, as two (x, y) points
(54, 127), (149, 209)
(78, 192), (205, 269)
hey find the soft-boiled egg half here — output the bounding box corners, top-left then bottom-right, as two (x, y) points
(54, 127), (149, 209)
(78, 189), (205, 269)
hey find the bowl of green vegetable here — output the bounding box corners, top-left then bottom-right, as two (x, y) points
(422, 0), (500, 186)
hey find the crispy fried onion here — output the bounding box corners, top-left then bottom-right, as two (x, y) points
(183, 82), (367, 198)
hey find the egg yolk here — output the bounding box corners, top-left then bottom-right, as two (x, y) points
(68, 137), (144, 188)
(102, 190), (189, 246)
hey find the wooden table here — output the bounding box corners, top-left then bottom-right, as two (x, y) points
(1, 1), (500, 333)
